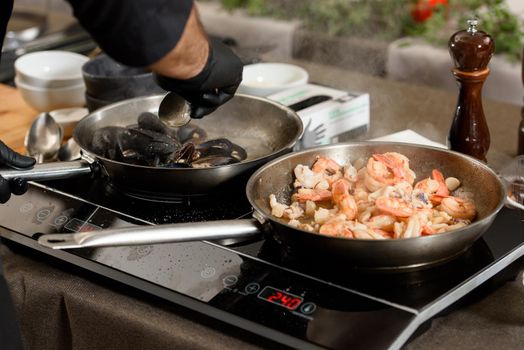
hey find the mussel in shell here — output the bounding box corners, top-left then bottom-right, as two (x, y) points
(90, 112), (247, 168)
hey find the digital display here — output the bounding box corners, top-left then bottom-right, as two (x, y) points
(257, 286), (303, 310)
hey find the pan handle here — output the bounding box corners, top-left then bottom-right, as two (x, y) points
(37, 219), (262, 249)
(0, 160), (92, 181)
(506, 195), (524, 211)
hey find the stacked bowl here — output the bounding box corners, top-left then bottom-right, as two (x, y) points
(238, 62), (309, 97)
(82, 54), (165, 112)
(14, 50), (89, 111)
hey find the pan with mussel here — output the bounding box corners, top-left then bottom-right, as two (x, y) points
(0, 94), (303, 197)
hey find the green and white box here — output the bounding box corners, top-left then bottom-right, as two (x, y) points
(267, 84), (370, 149)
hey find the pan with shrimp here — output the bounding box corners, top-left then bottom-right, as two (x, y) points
(37, 142), (506, 270)
(255, 142), (505, 269)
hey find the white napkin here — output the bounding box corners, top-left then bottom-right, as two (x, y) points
(370, 129), (447, 149)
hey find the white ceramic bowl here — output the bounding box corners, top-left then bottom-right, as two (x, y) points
(15, 50), (89, 88)
(15, 77), (86, 112)
(49, 107), (88, 138)
(238, 63), (309, 97)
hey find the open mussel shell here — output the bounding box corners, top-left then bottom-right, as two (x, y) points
(91, 114), (247, 168)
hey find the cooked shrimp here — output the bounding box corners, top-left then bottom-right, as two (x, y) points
(357, 204), (375, 222)
(269, 194), (288, 218)
(368, 185), (395, 201)
(269, 152), (477, 241)
(440, 196), (476, 220)
(293, 164), (324, 189)
(288, 220), (315, 232)
(364, 214), (396, 232)
(314, 207), (332, 224)
(348, 221), (387, 240)
(414, 178), (440, 195)
(393, 181), (414, 199)
(304, 200), (316, 216)
(411, 189), (432, 209)
(413, 169), (449, 204)
(430, 169), (450, 203)
(372, 153), (408, 178)
(343, 163), (358, 182)
(437, 221), (468, 233)
(372, 228), (393, 239)
(331, 179), (358, 220)
(432, 210), (453, 224)
(422, 224), (437, 235)
(293, 188), (332, 202)
(286, 202), (304, 220)
(368, 152), (415, 184)
(365, 158), (391, 189)
(402, 214), (423, 238)
(269, 194), (304, 219)
(375, 196), (414, 217)
(393, 221), (405, 239)
(352, 228), (378, 239)
(319, 220), (354, 238)
(312, 156), (343, 184)
(369, 182), (412, 203)
(415, 209), (436, 235)
(353, 179), (370, 202)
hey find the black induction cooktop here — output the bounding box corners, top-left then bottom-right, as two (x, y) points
(0, 177), (523, 350)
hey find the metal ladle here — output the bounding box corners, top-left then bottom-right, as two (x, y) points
(157, 92), (191, 127)
(24, 112), (63, 163)
(57, 137), (81, 161)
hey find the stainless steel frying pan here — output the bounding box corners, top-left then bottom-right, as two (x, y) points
(0, 94), (303, 197)
(38, 142), (507, 270)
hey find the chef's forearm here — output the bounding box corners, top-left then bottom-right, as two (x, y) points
(149, 5), (209, 80)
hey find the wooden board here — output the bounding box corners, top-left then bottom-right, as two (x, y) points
(0, 84), (39, 153)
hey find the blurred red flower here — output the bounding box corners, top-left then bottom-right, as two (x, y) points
(411, 0), (448, 23)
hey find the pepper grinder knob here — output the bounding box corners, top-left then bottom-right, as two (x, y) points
(448, 19), (495, 162)
(449, 18), (494, 71)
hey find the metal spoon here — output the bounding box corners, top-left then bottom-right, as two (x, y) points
(157, 92), (191, 127)
(57, 137), (81, 161)
(24, 112), (63, 163)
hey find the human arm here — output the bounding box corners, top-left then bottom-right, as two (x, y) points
(151, 4), (243, 118)
(66, 0), (243, 118)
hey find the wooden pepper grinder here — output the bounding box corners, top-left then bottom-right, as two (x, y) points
(448, 19), (494, 162)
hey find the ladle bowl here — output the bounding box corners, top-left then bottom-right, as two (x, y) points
(24, 112), (63, 163)
(58, 137), (81, 161)
(158, 92), (191, 127)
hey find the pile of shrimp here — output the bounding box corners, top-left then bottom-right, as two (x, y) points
(269, 152), (477, 240)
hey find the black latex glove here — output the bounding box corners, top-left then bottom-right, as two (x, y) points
(155, 37), (243, 119)
(0, 141), (36, 203)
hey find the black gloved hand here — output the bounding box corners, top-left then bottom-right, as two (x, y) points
(0, 141), (36, 203)
(155, 37), (243, 119)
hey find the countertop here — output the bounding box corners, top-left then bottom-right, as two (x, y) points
(1, 59), (524, 350)
(0, 84), (37, 153)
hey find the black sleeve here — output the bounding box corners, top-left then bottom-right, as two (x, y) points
(66, 0), (194, 67)
(0, 0), (14, 55)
